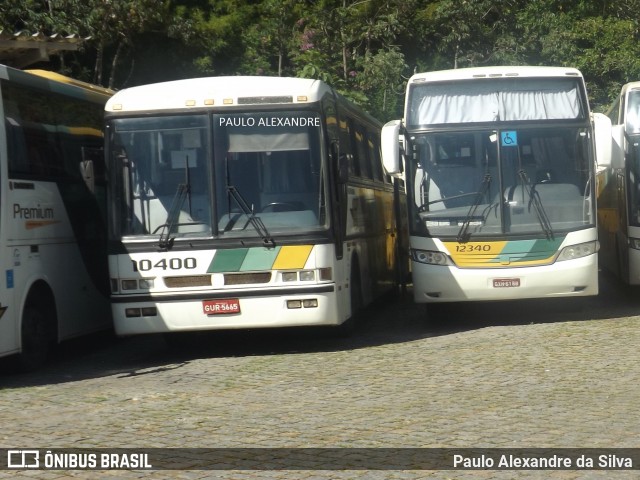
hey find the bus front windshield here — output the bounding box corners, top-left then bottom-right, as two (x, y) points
(110, 111), (327, 242)
(625, 91), (640, 227)
(408, 127), (594, 240)
(626, 134), (640, 227)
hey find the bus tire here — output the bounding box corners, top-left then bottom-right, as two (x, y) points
(17, 303), (54, 372)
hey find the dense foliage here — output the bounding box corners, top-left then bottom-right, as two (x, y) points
(3, 0), (640, 119)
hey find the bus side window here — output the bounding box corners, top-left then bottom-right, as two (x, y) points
(369, 132), (384, 182)
(5, 119), (28, 174)
(344, 119), (359, 177)
(3, 83), (64, 178)
(353, 124), (372, 179)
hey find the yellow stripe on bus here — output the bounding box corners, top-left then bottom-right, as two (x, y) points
(272, 245), (313, 269)
(443, 241), (508, 267)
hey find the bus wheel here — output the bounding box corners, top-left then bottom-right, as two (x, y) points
(17, 304), (53, 372)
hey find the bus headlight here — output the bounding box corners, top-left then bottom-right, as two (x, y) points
(282, 272), (297, 282)
(410, 249), (452, 266)
(138, 278), (155, 289)
(121, 278), (155, 291)
(630, 238), (640, 250)
(281, 269), (327, 282)
(299, 270), (315, 282)
(319, 267), (332, 281)
(121, 279), (138, 291)
(556, 241), (598, 262)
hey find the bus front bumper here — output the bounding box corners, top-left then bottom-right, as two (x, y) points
(412, 253), (598, 303)
(111, 285), (342, 335)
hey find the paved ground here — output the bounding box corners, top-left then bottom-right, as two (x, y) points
(1, 270), (640, 479)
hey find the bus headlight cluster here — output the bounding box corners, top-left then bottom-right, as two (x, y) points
(125, 307), (158, 317)
(112, 278), (155, 293)
(281, 268), (332, 282)
(410, 249), (453, 266)
(287, 299), (318, 309)
(630, 238), (640, 250)
(556, 241), (598, 262)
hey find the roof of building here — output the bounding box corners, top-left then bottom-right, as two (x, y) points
(0, 30), (88, 68)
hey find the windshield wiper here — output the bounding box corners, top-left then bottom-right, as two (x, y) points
(457, 174), (492, 242)
(227, 185), (275, 247)
(518, 170), (554, 240)
(157, 157), (194, 250)
(157, 183), (189, 250)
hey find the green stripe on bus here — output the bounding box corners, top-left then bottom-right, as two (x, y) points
(208, 248), (249, 273)
(510, 237), (564, 263)
(488, 236), (565, 264)
(240, 247), (281, 271)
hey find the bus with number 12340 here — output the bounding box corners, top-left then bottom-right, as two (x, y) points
(381, 66), (600, 308)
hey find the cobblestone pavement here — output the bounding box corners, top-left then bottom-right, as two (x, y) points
(1, 271), (640, 479)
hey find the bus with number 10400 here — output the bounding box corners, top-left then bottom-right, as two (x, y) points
(381, 66), (600, 309)
(105, 76), (407, 338)
(0, 65), (113, 370)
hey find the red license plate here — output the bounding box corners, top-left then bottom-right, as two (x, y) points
(202, 298), (241, 315)
(492, 278), (521, 288)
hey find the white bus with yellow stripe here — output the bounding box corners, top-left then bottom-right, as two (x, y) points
(106, 76), (406, 336)
(382, 66), (599, 305)
(0, 65), (113, 370)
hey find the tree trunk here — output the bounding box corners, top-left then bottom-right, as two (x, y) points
(108, 40), (125, 90)
(94, 41), (104, 86)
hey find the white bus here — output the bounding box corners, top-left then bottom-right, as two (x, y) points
(381, 66), (599, 308)
(105, 76), (407, 337)
(596, 81), (640, 284)
(0, 65), (113, 370)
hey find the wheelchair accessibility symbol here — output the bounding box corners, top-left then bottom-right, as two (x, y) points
(501, 131), (518, 147)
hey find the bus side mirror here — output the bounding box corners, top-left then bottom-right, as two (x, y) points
(611, 124), (626, 170)
(381, 120), (403, 176)
(593, 112), (612, 170)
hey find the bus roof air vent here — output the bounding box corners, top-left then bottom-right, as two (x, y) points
(238, 96), (293, 105)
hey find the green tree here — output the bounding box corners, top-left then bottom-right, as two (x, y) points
(239, 0), (302, 76)
(513, 0), (640, 109)
(356, 47), (406, 119)
(170, 0), (257, 77)
(0, 0), (58, 32)
(287, 0), (414, 118)
(0, 0), (177, 88)
(5, 0), (640, 114)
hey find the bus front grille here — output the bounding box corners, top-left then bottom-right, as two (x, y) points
(164, 275), (213, 288)
(224, 272), (272, 285)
